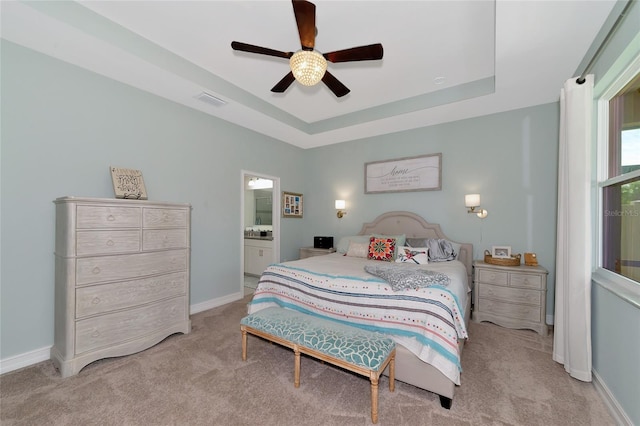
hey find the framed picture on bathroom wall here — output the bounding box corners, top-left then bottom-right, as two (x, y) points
(282, 191), (303, 218)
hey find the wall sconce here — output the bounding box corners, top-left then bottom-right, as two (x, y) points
(335, 200), (347, 218)
(465, 194), (488, 219)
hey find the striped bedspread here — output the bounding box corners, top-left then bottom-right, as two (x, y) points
(247, 253), (469, 385)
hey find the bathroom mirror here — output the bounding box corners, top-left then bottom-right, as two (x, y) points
(253, 189), (272, 225)
(244, 176), (274, 228)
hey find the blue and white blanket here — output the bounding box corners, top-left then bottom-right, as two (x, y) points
(247, 253), (469, 385)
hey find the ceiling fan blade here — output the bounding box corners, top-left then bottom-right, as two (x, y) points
(322, 71), (350, 98)
(231, 41), (293, 59)
(292, 0), (316, 49)
(271, 72), (296, 93)
(324, 44), (384, 63)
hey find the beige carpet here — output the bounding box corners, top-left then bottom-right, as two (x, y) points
(1, 295), (614, 425)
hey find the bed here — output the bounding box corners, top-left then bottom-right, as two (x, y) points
(247, 211), (472, 408)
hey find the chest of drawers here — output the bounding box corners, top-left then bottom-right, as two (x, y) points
(473, 261), (548, 335)
(51, 197), (191, 377)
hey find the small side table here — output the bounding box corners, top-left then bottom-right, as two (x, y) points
(473, 260), (548, 335)
(299, 247), (336, 259)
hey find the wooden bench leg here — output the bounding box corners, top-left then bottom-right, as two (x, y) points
(389, 352), (395, 392)
(294, 345), (301, 388)
(241, 328), (247, 361)
(370, 374), (379, 424)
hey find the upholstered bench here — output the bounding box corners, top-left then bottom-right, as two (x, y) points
(240, 307), (396, 424)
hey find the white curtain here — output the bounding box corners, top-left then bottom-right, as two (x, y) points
(553, 75), (593, 382)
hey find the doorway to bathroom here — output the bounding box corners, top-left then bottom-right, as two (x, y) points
(241, 170), (280, 296)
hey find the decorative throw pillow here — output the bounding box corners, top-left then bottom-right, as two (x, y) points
(368, 237), (396, 262)
(345, 241), (369, 258)
(395, 246), (429, 264)
(372, 233), (406, 248)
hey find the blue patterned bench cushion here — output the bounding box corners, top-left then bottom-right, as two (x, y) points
(241, 307), (395, 372)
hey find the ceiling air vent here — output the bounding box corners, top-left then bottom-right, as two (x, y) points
(195, 92), (227, 107)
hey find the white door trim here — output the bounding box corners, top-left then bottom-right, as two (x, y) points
(240, 170), (280, 294)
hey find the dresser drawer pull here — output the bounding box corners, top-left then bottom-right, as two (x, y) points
(107, 215), (115, 222)
(92, 267), (101, 275)
(91, 329), (100, 338)
(106, 239), (114, 246)
(91, 297), (101, 305)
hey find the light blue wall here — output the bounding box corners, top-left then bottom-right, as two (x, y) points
(302, 103), (560, 316)
(2, 4), (639, 420)
(0, 40), (308, 358)
(592, 285), (640, 423)
(585, 1), (640, 424)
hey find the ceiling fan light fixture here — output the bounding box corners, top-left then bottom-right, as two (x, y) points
(289, 50), (327, 86)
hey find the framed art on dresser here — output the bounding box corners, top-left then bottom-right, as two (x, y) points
(110, 166), (148, 200)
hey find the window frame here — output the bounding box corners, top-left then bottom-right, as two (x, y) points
(594, 52), (640, 308)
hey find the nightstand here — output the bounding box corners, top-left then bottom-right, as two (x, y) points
(473, 260), (548, 335)
(299, 247), (336, 259)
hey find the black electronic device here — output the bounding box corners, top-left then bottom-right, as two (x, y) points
(313, 236), (333, 249)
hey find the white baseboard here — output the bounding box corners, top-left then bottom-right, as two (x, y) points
(190, 291), (244, 314)
(592, 368), (632, 426)
(0, 346), (51, 375)
(0, 292), (246, 376)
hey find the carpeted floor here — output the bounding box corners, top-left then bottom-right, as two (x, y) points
(0, 295), (614, 425)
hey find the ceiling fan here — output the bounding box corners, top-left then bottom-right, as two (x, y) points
(231, 0), (383, 98)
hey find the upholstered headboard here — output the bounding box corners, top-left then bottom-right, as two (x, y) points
(358, 211), (473, 286)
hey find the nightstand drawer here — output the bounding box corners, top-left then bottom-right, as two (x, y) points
(477, 299), (542, 322)
(510, 273), (543, 289)
(478, 284), (542, 306)
(299, 247), (336, 259)
(477, 269), (508, 285)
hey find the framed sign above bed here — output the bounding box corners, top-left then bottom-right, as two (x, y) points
(365, 153), (442, 194)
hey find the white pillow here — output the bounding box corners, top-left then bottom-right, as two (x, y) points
(395, 246), (429, 264)
(345, 241), (369, 258)
(336, 235), (371, 253)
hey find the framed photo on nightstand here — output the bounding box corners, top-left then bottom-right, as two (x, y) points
(492, 246), (511, 258)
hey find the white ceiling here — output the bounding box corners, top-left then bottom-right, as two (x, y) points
(1, 1), (617, 149)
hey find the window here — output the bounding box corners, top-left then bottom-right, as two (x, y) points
(601, 73), (640, 283)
